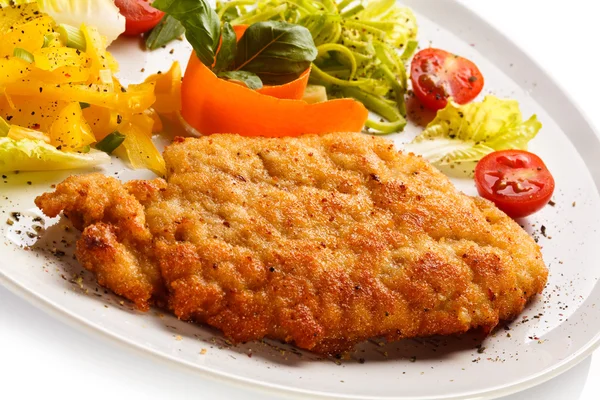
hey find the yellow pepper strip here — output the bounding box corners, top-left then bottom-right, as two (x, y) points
(0, 15), (54, 57)
(0, 95), (67, 132)
(4, 80), (156, 113)
(115, 114), (166, 176)
(144, 109), (163, 133)
(82, 105), (121, 141)
(0, 57), (31, 86)
(144, 62), (182, 115)
(0, 4), (41, 35)
(81, 24), (113, 86)
(49, 102), (96, 151)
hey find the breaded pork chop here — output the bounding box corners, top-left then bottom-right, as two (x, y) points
(36, 132), (548, 354)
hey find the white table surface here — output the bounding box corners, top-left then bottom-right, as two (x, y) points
(1, 1), (599, 399)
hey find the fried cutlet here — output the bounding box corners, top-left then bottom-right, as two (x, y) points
(35, 132), (548, 354)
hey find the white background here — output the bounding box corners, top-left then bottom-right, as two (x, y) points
(1, 1), (599, 399)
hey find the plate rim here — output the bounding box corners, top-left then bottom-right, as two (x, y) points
(2, 0), (600, 399)
(2, 268), (600, 400)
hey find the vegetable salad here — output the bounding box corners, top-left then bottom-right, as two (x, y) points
(0, 2), (166, 175)
(217, 0), (418, 134)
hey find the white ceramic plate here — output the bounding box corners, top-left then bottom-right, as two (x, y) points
(2, 1), (600, 399)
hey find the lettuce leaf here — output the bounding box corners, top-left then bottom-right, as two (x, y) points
(37, 0), (125, 44)
(405, 96), (542, 165)
(0, 137), (109, 172)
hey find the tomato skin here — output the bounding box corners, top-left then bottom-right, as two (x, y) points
(474, 150), (555, 219)
(115, 0), (164, 36)
(410, 48), (484, 111)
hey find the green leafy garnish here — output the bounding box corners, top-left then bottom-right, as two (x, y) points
(0, 137), (109, 173)
(217, 0), (418, 133)
(405, 96), (542, 165)
(217, 71), (263, 90)
(213, 22), (236, 72)
(234, 21), (317, 85)
(152, 0), (221, 68)
(95, 131), (126, 154)
(79, 102), (91, 110)
(154, 0), (318, 91)
(145, 14), (186, 50)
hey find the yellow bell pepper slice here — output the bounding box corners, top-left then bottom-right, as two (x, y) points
(4, 80), (156, 113)
(0, 3), (42, 35)
(31, 47), (91, 84)
(0, 15), (55, 57)
(144, 108), (163, 133)
(82, 105), (121, 141)
(80, 23), (113, 87)
(49, 102), (96, 151)
(144, 61), (182, 115)
(28, 66), (91, 85)
(0, 57), (31, 87)
(105, 52), (120, 74)
(34, 48), (89, 71)
(115, 114), (165, 176)
(0, 95), (67, 132)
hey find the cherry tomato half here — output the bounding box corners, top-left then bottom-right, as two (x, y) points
(474, 150), (555, 219)
(115, 0), (164, 36)
(410, 48), (484, 111)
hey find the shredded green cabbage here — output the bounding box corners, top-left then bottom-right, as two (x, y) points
(0, 137), (109, 172)
(405, 96), (542, 165)
(217, 0), (418, 134)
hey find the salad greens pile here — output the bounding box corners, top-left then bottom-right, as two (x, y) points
(216, 0), (418, 133)
(153, 0), (318, 89)
(405, 96), (542, 165)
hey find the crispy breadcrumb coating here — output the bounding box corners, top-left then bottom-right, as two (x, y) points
(36, 132), (547, 354)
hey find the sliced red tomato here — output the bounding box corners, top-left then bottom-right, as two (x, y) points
(410, 48), (484, 111)
(474, 150), (555, 219)
(115, 0), (164, 36)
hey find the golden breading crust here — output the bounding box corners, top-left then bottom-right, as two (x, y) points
(35, 132), (548, 354)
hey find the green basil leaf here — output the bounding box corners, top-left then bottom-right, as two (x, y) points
(217, 71), (263, 90)
(152, 0), (221, 67)
(145, 14), (186, 50)
(234, 21), (317, 85)
(213, 22), (236, 72)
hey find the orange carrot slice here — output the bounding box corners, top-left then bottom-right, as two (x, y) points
(257, 68), (310, 100)
(181, 54), (368, 137)
(232, 24), (248, 40)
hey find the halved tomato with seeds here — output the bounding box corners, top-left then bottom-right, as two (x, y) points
(410, 48), (484, 111)
(475, 150), (555, 219)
